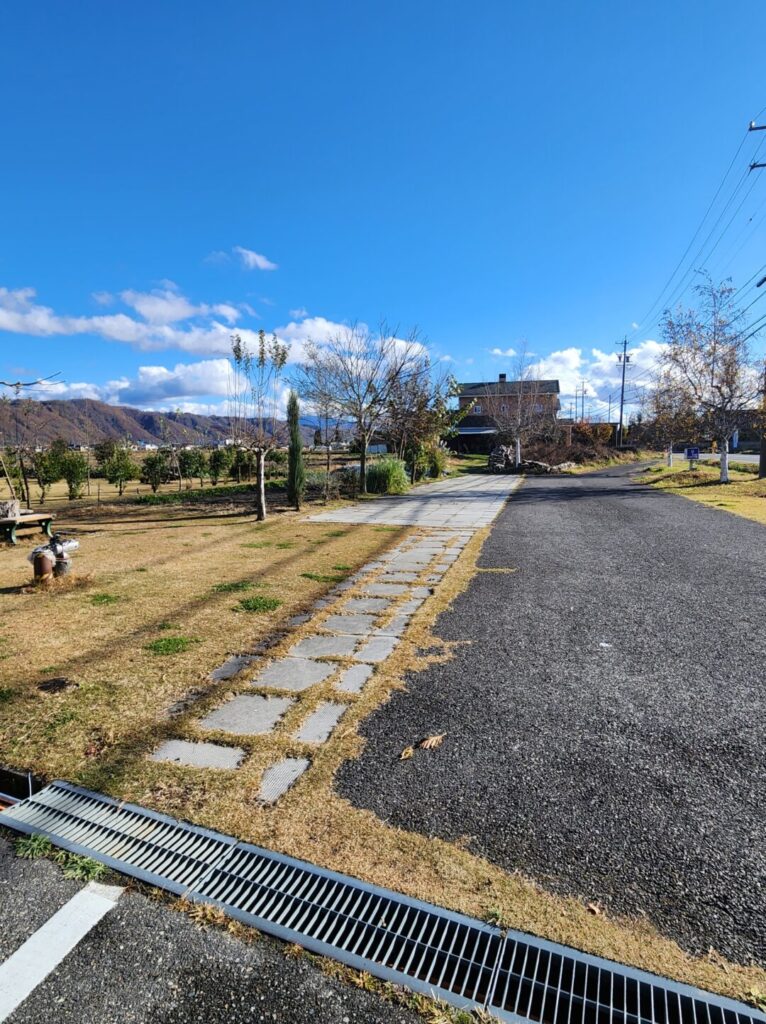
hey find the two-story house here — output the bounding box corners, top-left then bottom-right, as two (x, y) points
(450, 374), (561, 452)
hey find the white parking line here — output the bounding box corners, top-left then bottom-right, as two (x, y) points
(0, 880), (123, 1021)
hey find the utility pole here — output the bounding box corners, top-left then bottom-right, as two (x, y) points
(760, 361), (766, 480)
(616, 338), (630, 447)
(580, 380), (586, 421)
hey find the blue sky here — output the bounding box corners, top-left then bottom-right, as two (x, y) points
(2, 1), (766, 420)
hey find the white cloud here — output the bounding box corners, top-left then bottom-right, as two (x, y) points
(121, 288), (207, 325)
(490, 346), (516, 357)
(233, 246), (278, 271)
(289, 307), (309, 319)
(204, 250), (230, 265)
(91, 291), (113, 306)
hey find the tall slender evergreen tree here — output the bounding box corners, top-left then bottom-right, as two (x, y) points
(286, 390), (305, 510)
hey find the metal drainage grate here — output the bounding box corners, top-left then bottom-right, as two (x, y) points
(1, 782), (763, 1024)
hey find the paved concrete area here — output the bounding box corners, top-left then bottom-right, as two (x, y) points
(339, 466), (766, 965)
(309, 472), (521, 528)
(0, 837), (419, 1023)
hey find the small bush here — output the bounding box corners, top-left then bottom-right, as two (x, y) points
(366, 458), (408, 494)
(145, 636), (199, 655)
(235, 596), (282, 613)
(427, 443), (449, 478)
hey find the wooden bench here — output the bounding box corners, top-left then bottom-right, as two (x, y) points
(0, 512), (55, 545)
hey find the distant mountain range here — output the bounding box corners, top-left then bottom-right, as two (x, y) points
(0, 399), (327, 447)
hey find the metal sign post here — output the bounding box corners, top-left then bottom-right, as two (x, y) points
(684, 446), (700, 470)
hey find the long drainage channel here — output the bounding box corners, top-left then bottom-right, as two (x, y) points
(1, 781), (762, 1024)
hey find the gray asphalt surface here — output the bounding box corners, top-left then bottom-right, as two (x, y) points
(337, 465), (766, 965)
(0, 837), (419, 1024)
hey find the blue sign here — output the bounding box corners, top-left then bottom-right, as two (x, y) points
(684, 447), (700, 461)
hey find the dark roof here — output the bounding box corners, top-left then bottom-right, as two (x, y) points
(458, 378), (560, 397)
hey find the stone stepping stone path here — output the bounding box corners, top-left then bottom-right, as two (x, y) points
(199, 694), (292, 736)
(148, 514), (493, 803)
(150, 739), (244, 769)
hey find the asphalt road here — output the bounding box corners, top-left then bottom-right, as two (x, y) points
(338, 465), (766, 965)
(0, 837), (419, 1024)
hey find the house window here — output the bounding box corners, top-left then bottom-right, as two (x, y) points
(533, 403), (544, 413)
(474, 403), (482, 414)
(500, 404), (507, 413)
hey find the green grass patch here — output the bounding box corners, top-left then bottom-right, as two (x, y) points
(211, 580), (254, 593)
(332, 563), (351, 571)
(275, 541), (296, 549)
(145, 636), (200, 655)
(241, 541), (272, 549)
(323, 529), (349, 538)
(16, 833), (54, 859)
(57, 852), (106, 881)
(89, 592), (120, 606)
(234, 596), (283, 613)
(0, 687), (13, 703)
(300, 571), (346, 584)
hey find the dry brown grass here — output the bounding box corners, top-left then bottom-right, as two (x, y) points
(1, 487), (762, 1004)
(642, 460), (766, 526)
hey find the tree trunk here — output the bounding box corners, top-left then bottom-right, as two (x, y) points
(359, 439), (368, 495)
(325, 444), (331, 503)
(18, 452), (32, 508)
(667, 445), (673, 467)
(514, 437), (522, 468)
(255, 448), (267, 521)
(719, 438), (730, 484)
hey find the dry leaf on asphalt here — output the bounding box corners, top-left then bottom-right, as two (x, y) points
(586, 901), (603, 916)
(399, 746), (414, 761)
(418, 733), (446, 751)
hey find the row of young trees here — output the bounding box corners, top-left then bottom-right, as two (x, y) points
(225, 322), (466, 521)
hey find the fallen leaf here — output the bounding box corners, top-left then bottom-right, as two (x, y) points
(418, 733), (446, 751)
(586, 902), (603, 916)
(399, 746), (414, 761)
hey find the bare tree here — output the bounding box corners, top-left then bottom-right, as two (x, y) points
(643, 368), (701, 465)
(294, 323), (427, 494)
(660, 278), (761, 483)
(382, 366), (465, 482)
(483, 351), (557, 466)
(290, 356), (342, 501)
(228, 330), (290, 519)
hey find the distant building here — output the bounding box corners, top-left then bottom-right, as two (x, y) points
(450, 374), (561, 453)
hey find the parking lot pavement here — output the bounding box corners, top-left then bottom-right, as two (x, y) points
(338, 466), (766, 965)
(0, 837), (419, 1024)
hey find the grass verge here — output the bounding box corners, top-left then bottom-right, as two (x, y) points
(641, 459), (766, 526)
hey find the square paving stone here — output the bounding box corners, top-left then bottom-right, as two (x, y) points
(320, 613), (378, 635)
(343, 597), (392, 613)
(398, 597), (425, 614)
(380, 571), (419, 583)
(353, 634), (400, 663)
(251, 657), (336, 691)
(336, 663), (374, 693)
(361, 582), (409, 597)
(375, 614), (412, 637)
(149, 739), (244, 770)
(209, 654), (257, 681)
(294, 701), (347, 743)
(199, 694), (293, 735)
(287, 635), (358, 659)
(410, 586), (432, 598)
(259, 757), (310, 803)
